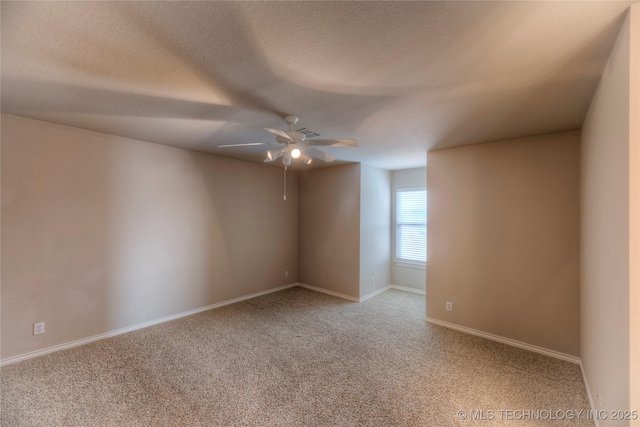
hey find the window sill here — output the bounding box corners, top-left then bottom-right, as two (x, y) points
(394, 260), (426, 270)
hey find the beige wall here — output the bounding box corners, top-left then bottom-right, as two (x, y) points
(1, 114), (299, 360)
(359, 164), (390, 297)
(581, 4), (639, 421)
(427, 131), (580, 356)
(298, 164), (361, 298)
(390, 167), (426, 291)
(630, 3), (640, 414)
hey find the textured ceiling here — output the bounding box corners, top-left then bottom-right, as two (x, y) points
(0, 1), (631, 170)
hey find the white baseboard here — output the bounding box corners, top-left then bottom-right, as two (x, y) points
(3, 282), (392, 365)
(359, 286), (391, 302)
(2, 282), (584, 375)
(296, 283), (360, 302)
(579, 361), (600, 427)
(297, 283), (395, 303)
(425, 317), (580, 364)
(0, 283), (299, 367)
(389, 284), (426, 295)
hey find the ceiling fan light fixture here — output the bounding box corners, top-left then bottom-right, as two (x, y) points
(266, 148), (284, 161)
(220, 115), (356, 167)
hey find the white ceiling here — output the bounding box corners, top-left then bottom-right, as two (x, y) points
(1, 1), (632, 170)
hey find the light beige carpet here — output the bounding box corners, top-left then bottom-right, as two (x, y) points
(1, 288), (592, 426)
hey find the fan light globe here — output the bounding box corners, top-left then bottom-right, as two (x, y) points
(266, 149), (284, 161)
(290, 148), (302, 159)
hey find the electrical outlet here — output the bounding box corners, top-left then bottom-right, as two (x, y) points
(446, 301), (453, 311)
(285, 271), (289, 278)
(371, 276), (375, 285)
(597, 387), (603, 408)
(34, 322), (45, 335)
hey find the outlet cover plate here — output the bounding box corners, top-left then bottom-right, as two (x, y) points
(34, 322), (45, 335)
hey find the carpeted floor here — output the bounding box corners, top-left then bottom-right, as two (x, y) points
(1, 287), (592, 426)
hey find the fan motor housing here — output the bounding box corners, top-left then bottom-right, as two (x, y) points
(286, 131), (306, 142)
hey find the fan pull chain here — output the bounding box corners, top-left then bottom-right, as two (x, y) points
(283, 165), (287, 201)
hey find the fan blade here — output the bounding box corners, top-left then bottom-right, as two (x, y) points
(307, 139), (358, 147)
(265, 128), (293, 141)
(304, 146), (337, 163)
(218, 142), (273, 148)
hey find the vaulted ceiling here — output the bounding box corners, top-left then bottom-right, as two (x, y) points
(1, 1), (631, 170)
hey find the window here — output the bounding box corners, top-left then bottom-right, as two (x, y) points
(396, 188), (426, 264)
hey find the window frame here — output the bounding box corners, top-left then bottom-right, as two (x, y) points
(395, 187), (427, 268)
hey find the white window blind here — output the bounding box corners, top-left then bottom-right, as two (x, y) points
(396, 188), (426, 263)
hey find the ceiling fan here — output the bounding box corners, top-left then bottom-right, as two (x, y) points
(218, 115), (357, 166)
(218, 115), (357, 201)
